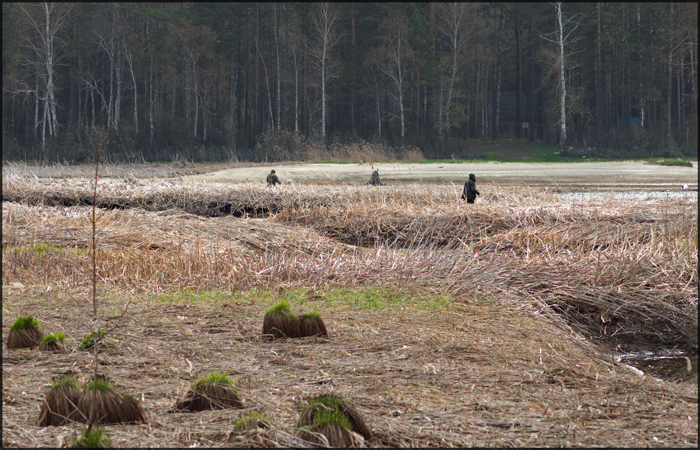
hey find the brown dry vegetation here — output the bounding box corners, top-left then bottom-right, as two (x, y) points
(2, 163), (697, 447)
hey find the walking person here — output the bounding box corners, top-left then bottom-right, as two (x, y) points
(266, 169), (281, 186)
(461, 173), (480, 203)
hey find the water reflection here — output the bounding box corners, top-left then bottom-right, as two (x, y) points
(557, 191), (697, 200)
(620, 353), (698, 384)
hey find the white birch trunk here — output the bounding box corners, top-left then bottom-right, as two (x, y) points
(35, 77), (39, 139)
(557, 3), (567, 151)
(275, 4), (281, 131)
(375, 79), (381, 138)
(257, 34), (274, 130)
(42, 98), (47, 152)
(149, 53), (154, 147)
(293, 49), (299, 134)
(495, 49), (502, 138)
(398, 28), (405, 139)
(43, 3), (58, 140)
(203, 95), (207, 142)
(114, 49), (122, 133)
(311, 3), (339, 140)
(321, 50), (326, 138)
(185, 61), (190, 127)
(125, 47), (138, 135)
(91, 86), (95, 128)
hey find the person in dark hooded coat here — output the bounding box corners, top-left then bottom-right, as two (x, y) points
(461, 173), (480, 203)
(368, 169), (383, 186)
(266, 170), (281, 186)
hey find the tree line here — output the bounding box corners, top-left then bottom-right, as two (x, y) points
(2, 2), (697, 163)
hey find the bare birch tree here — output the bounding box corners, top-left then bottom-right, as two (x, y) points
(436, 2), (478, 143)
(15, 2), (72, 152)
(374, 9), (412, 142)
(540, 2), (582, 153)
(307, 2), (341, 140)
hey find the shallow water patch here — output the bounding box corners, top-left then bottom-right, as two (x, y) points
(618, 350), (697, 384)
(557, 191), (697, 200)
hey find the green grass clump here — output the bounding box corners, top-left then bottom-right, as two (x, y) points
(265, 300), (296, 317)
(297, 394), (371, 446)
(72, 426), (111, 448)
(233, 412), (271, 431)
(154, 288), (231, 304)
(193, 372), (237, 392)
(41, 332), (66, 345)
(311, 409), (352, 430)
(175, 372), (242, 411)
(646, 158), (694, 167)
(10, 316), (42, 332)
(301, 311), (321, 319)
(306, 394), (346, 412)
(52, 376), (80, 391)
(85, 377), (112, 393)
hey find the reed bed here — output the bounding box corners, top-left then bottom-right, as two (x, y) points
(3, 177), (695, 351)
(2, 172), (697, 447)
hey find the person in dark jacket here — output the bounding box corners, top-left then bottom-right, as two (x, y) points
(461, 173), (480, 203)
(266, 170), (281, 186)
(368, 169), (383, 186)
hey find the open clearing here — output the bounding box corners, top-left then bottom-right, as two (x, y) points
(2, 161), (697, 447)
(191, 160), (699, 189)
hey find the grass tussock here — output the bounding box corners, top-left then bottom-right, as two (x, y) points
(77, 376), (146, 425)
(38, 374), (82, 426)
(174, 373), (243, 412)
(232, 412), (272, 432)
(262, 301), (328, 339)
(7, 316), (44, 349)
(297, 394), (371, 446)
(39, 332), (67, 353)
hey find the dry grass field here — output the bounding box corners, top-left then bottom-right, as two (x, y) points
(2, 162), (697, 447)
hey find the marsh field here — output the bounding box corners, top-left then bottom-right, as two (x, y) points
(2, 162), (698, 447)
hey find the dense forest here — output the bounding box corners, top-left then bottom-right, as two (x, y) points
(2, 2), (698, 163)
